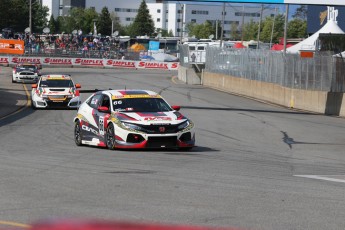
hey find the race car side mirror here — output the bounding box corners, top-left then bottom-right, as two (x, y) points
(32, 84), (38, 89)
(75, 84), (81, 88)
(171, 105), (180, 111)
(98, 106), (110, 113)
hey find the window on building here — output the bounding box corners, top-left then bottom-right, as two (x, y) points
(177, 10), (182, 14)
(191, 19), (196, 23)
(157, 9), (161, 13)
(157, 18), (161, 22)
(191, 10), (208, 15)
(177, 19), (181, 22)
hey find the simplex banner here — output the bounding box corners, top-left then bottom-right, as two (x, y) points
(3, 56), (179, 70)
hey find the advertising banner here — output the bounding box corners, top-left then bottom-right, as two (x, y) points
(0, 39), (25, 55)
(43, 57), (73, 66)
(1, 56), (179, 70)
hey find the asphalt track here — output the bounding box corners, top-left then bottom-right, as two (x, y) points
(0, 67), (345, 230)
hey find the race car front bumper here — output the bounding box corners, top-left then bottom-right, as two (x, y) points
(32, 95), (81, 109)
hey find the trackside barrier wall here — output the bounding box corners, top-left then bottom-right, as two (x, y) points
(202, 72), (345, 117)
(0, 56), (179, 70)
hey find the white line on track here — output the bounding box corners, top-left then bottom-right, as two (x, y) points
(294, 175), (345, 183)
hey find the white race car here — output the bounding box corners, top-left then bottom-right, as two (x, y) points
(73, 89), (195, 150)
(31, 74), (81, 109)
(12, 62), (41, 83)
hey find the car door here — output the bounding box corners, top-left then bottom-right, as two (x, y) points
(93, 94), (111, 141)
(81, 93), (103, 140)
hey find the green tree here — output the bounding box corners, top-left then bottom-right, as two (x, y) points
(287, 18), (307, 38)
(32, 1), (49, 33)
(0, 0), (28, 32)
(230, 23), (240, 40)
(186, 21), (214, 39)
(242, 19), (258, 41)
(98, 7), (112, 36)
(260, 14), (285, 43)
(130, 0), (155, 37)
(48, 14), (57, 34)
(292, 5), (307, 20)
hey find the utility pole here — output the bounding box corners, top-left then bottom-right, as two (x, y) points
(241, 4), (245, 42)
(180, 4), (184, 43)
(220, 2), (225, 47)
(283, 4), (289, 54)
(270, 7), (277, 48)
(256, 4), (264, 49)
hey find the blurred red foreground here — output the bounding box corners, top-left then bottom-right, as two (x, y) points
(29, 220), (245, 230)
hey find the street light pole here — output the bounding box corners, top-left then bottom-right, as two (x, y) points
(180, 4), (184, 43)
(220, 2), (225, 48)
(29, 0), (32, 35)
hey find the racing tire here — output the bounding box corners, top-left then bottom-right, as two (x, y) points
(31, 100), (37, 110)
(74, 121), (83, 146)
(12, 78), (16, 83)
(105, 123), (116, 150)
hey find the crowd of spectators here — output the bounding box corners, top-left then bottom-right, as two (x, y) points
(1, 29), (127, 59)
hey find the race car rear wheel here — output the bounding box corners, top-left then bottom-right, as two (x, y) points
(74, 121), (83, 146)
(106, 123), (116, 150)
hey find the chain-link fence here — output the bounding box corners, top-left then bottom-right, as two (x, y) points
(179, 45), (345, 92)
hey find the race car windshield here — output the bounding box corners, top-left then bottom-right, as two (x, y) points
(113, 98), (172, 112)
(22, 65), (36, 69)
(40, 80), (74, 88)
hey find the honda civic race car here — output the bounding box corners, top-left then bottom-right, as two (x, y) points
(31, 74), (81, 109)
(12, 62), (41, 83)
(73, 89), (195, 150)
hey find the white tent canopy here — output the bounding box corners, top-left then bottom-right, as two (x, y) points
(287, 6), (344, 54)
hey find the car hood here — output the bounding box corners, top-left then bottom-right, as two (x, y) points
(115, 111), (188, 125)
(40, 87), (76, 96)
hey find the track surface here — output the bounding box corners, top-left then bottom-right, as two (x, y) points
(1, 67), (345, 230)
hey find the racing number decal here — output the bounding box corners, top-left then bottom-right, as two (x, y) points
(99, 116), (105, 136)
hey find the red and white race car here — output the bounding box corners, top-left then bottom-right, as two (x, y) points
(31, 74), (81, 109)
(73, 89), (195, 150)
(12, 62), (41, 83)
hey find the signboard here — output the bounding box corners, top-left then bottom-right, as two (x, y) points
(169, 0), (345, 5)
(149, 41), (160, 51)
(0, 39), (24, 55)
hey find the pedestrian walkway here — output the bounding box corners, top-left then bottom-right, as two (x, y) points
(0, 66), (28, 120)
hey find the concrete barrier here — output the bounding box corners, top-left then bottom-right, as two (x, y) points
(178, 65), (201, 84)
(202, 71), (345, 117)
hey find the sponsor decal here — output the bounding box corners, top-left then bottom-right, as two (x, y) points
(0, 57), (9, 64)
(44, 58), (72, 65)
(82, 125), (99, 135)
(99, 116), (105, 136)
(143, 117), (172, 121)
(106, 60), (136, 68)
(12, 57), (41, 64)
(75, 58), (103, 66)
(138, 62), (168, 69)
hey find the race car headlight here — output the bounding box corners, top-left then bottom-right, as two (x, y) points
(121, 122), (144, 131)
(177, 120), (190, 131)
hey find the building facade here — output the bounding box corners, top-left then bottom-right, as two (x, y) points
(42, 0), (277, 38)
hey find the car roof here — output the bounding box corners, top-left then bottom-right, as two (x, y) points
(40, 74), (72, 81)
(102, 89), (161, 99)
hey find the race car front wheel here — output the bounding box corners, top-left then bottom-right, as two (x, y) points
(74, 121), (83, 146)
(106, 123), (116, 150)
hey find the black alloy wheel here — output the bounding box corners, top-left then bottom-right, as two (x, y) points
(74, 121), (83, 146)
(106, 123), (116, 150)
